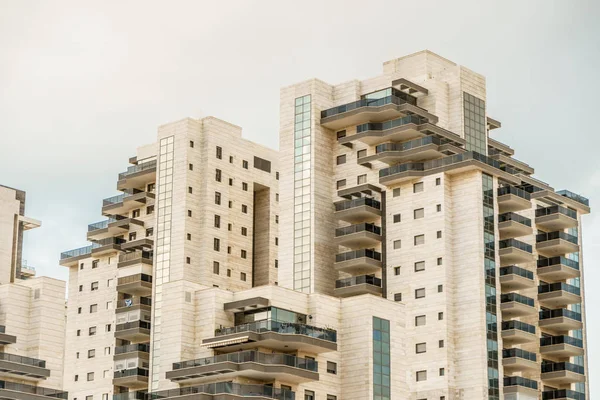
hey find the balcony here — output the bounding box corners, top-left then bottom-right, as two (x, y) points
(334, 249), (382, 275)
(498, 212), (532, 239)
(500, 293), (536, 318)
(87, 216), (144, 240)
(358, 136), (463, 165)
(499, 266), (535, 292)
(542, 389), (586, 400)
(102, 189), (155, 216)
(113, 368), (148, 389)
(501, 321), (537, 345)
(348, 115), (427, 146)
(536, 232), (579, 257)
(166, 351), (318, 384)
(121, 238), (154, 252)
(147, 382), (294, 400)
(115, 321), (151, 342)
(0, 353), (50, 381)
(118, 251), (153, 268)
(537, 257), (580, 282)
(497, 186), (532, 213)
(540, 336), (584, 358)
(334, 198), (381, 224)
(334, 275), (382, 298)
(116, 297), (152, 313)
(502, 348), (537, 373)
(503, 376), (538, 398)
(334, 223), (381, 248)
(539, 309), (582, 333)
(117, 274), (153, 297)
(202, 319), (337, 354)
(59, 238), (125, 267)
(556, 190), (589, 207)
(538, 283), (581, 308)
(0, 381), (68, 400)
(535, 206), (578, 231)
(0, 326), (16, 345)
(498, 239), (534, 266)
(114, 344), (150, 360)
(541, 362), (585, 384)
(117, 160), (157, 191)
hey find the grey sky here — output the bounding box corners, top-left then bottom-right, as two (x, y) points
(1, 0), (598, 392)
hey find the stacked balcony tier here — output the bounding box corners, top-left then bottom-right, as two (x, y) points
(0, 353), (50, 381)
(539, 309), (582, 333)
(498, 212), (532, 239)
(334, 198), (381, 223)
(334, 223), (381, 248)
(540, 336), (584, 358)
(502, 348), (537, 373)
(116, 160), (156, 191)
(500, 293), (536, 318)
(356, 135), (463, 165)
(497, 186), (531, 213)
(536, 232), (579, 257)
(0, 381), (68, 400)
(334, 275), (382, 297)
(503, 376), (538, 398)
(498, 239), (534, 266)
(537, 257), (580, 282)
(501, 321), (537, 345)
(535, 206), (578, 231)
(87, 216), (144, 240)
(499, 266), (535, 292)
(541, 362), (585, 384)
(334, 249), (382, 275)
(102, 189), (155, 217)
(113, 368), (148, 389)
(538, 283), (581, 308)
(144, 382), (294, 400)
(0, 326), (16, 345)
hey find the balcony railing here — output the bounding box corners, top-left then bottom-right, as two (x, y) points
(375, 135), (442, 153)
(321, 89), (417, 119)
(535, 205), (578, 219)
(335, 223), (381, 237)
(502, 320), (536, 334)
(215, 319), (336, 343)
(335, 249), (382, 263)
(537, 256), (579, 270)
(118, 274), (152, 286)
(116, 321), (151, 332)
(147, 382), (294, 400)
(0, 352), (46, 368)
(113, 392), (147, 400)
(88, 215), (128, 232)
(335, 275), (382, 288)
(502, 348), (537, 362)
(542, 389), (585, 400)
(115, 344), (150, 355)
(556, 190), (589, 207)
(118, 251), (153, 264)
(498, 186), (531, 200)
(501, 293), (534, 307)
(60, 245), (94, 260)
(172, 350), (318, 372)
(103, 194), (125, 206)
(499, 239), (532, 253)
(499, 266), (533, 280)
(540, 335), (583, 348)
(539, 309), (581, 321)
(536, 231), (578, 245)
(116, 297), (152, 308)
(503, 376), (538, 390)
(498, 212), (532, 226)
(0, 380), (68, 399)
(356, 114), (427, 134)
(118, 160), (157, 180)
(538, 282), (581, 296)
(334, 197), (381, 212)
(114, 368), (149, 379)
(541, 362), (584, 375)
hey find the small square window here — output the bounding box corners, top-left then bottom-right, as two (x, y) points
(105, 324), (111, 332)
(394, 266), (400, 276)
(357, 174), (367, 184)
(241, 227), (247, 236)
(438, 312), (444, 320)
(357, 149), (367, 159)
(439, 368), (445, 376)
(74, 375), (79, 381)
(439, 340), (444, 348)
(242, 160), (248, 169)
(414, 208), (424, 219)
(437, 230), (442, 239)
(327, 396), (337, 400)
(414, 234), (425, 246)
(242, 205), (248, 214)
(393, 188), (401, 197)
(416, 343), (426, 354)
(242, 182), (248, 191)
(88, 326), (96, 336)
(394, 293), (402, 302)
(186, 257), (191, 264)
(88, 349), (95, 358)
(76, 329), (81, 336)
(393, 239), (401, 249)
(240, 272), (247, 282)
(92, 260), (99, 269)
(393, 214), (401, 223)
(415, 315), (426, 326)
(241, 250), (247, 259)
(336, 179), (346, 189)
(188, 186), (193, 194)
(436, 204), (442, 212)
(437, 257), (443, 265)
(438, 284), (444, 293)
(89, 304), (98, 313)
(413, 182), (424, 193)
(336, 130), (346, 139)
(414, 261), (425, 272)
(415, 288), (426, 299)
(91, 281), (99, 291)
(147, 205), (155, 215)
(416, 370), (427, 381)
(436, 177), (441, 186)
(188, 210), (192, 217)
(187, 233), (191, 240)
(77, 307), (82, 314)
(87, 372), (94, 382)
(79, 263), (84, 270)
(213, 262), (219, 275)
(78, 285), (83, 292)
(336, 155), (346, 165)
(327, 361), (337, 374)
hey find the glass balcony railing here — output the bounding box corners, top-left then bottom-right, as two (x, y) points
(501, 320), (536, 334)
(535, 205), (578, 219)
(214, 319), (337, 343)
(537, 256), (579, 270)
(498, 212), (532, 226)
(539, 309), (581, 322)
(0, 380), (68, 399)
(556, 190), (589, 207)
(502, 348), (537, 362)
(541, 362), (584, 375)
(335, 275), (381, 288)
(114, 368), (149, 379)
(118, 161), (157, 180)
(501, 293), (534, 307)
(117, 273), (152, 286)
(540, 335), (583, 348)
(497, 186), (532, 200)
(503, 376), (538, 390)
(116, 297), (152, 308)
(103, 194), (125, 207)
(375, 136), (442, 154)
(113, 392), (147, 400)
(116, 321), (151, 332)
(335, 223), (381, 237)
(499, 239), (532, 253)
(335, 249), (382, 263)
(356, 114), (427, 134)
(0, 352), (46, 368)
(321, 88), (417, 119)
(118, 251), (153, 264)
(499, 266), (533, 280)
(147, 382), (295, 400)
(334, 197), (381, 212)
(542, 389), (586, 400)
(88, 215), (128, 232)
(172, 350), (318, 372)
(115, 344), (150, 355)
(536, 231), (578, 245)
(60, 245), (94, 260)
(538, 282), (581, 296)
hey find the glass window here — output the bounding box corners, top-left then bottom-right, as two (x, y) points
(394, 266), (400, 275)
(216, 146), (222, 159)
(393, 214), (401, 223)
(337, 179), (346, 189)
(393, 188), (400, 197)
(215, 192), (221, 205)
(416, 370), (427, 381)
(373, 317), (390, 400)
(336, 155), (346, 165)
(414, 261), (425, 272)
(413, 182), (424, 193)
(414, 234), (425, 245)
(415, 315), (426, 326)
(414, 208), (424, 219)
(327, 361), (337, 374)
(393, 240), (401, 249)
(415, 288), (425, 299)
(437, 204), (442, 212)
(416, 343), (426, 353)
(213, 262), (219, 274)
(357, 174), (367, 184)
(436, 177), (441, 186)
(357, 149), (367, 159)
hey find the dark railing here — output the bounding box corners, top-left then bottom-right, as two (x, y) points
(542, 389), (585, 400)
(214, 319), (336, 343)
(335, 275), (382, 288)
(118, 160), (157, 180)
(502, 320), (536, 334)
(499, 239), (532, 253)
(503, 376), (538, 390)
(115, 344), (150, 355)
(118, 251), (153, 264)
(556, 190), (589, 207)
(537, 256), (579, 270)
(116, 297), (152, 308)
(502, 348), (537, 362)
(172, 350), (318, 372)
(114, 368), (149, 379)
(536, 231), (578, 245)
(356, 115), (427, 134)
(540, 335), (583, 348)
(0, 380), (68, 399)
(375, 136), (441, 154)
(499, 266), (533, 280)
(147, 382), (295, 400)
(535, 205), (578, 220)
(0, 352), (46, 368)
(498, 212), (532, 227)
(321, 89), (417, 119)
(118, 273), (153, 286)
(334, 197), (381, 212)
(539, 309), (582, 322)
(335, 223), (381, 237)
(103, 193), (125, 206)
(88, 215), (128, 232)
(538, 282), (581, 296)
(541, 362), (584, 375)
(116, 321), (151, 332)
(113, 392), (147, 400)
(501, 293), (534, 307)
(335, 249), (382, 263)
(497, 186), (531, 200)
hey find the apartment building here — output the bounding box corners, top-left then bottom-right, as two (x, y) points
(0, 185), (67, 400)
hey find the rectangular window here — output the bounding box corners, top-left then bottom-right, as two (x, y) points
(187, 233), (191, 240)
(437, 230), (442, 239)
(147, 183), (155, 192)
(414, 261), (425, 272)
(393, 188), (401, 197)
(242, 182), (248, 191)
(213, 238), (220, 251)
(415, 288), (426, 299)
(227, 269), (231, 277)
(394, 266), (400, 275)
(336, 179), (346, 189)
(357, 174), (367, 184)
(129, 232), (137, 241)
(104, 347), (110, 355)
(88, 326), (96, 336)
(438, 312), (444, 320)
(213, 262), (219, 275)
(188, 210), (192, 217)
(437, 204), (442, 212)
(253, 156), (271, 172)
(437, 257), (443, 265)
(242, 160), (249, 169)
(215, 169), (222, 182)
(241, 227), (247, 236)
(439, 368), (445, 376)
(416, 343), (426, 354)
(189, 140), (194, 148)
(186, 257), (191, 264)
(327, 396), (337, 400)
(228, 223), (232, 231)
(439, 340), (445, 348)
(132, 209), (140, 218)
(92, 260), (99, 269)
(393, 239), (401, 249)
(90, 304), (98, 313)
(91, 282), (99, 291)
(189, 163), (193, 171)
(414, 234), (425, 246)
(414, 208), (424, 219)
(438, 284), (444, 293)
(146, 205), (154, 215)
(393, 214), (401, 223)
(88, 349), (95, 358)
(216, 146), (222, 159)
(188, 186), (193, 194)
(215, 192), (221, 205)
(394, 293), (402, 302)
(242, 205), (248, 213)
(240, 272), (247, 281)
(78, 307), (82, 314)
(357, 149), (367, 159)
(336, 154), (346, 165)
(436, 177), (441, 186)
(229, 178), (233, 186)
(416, 370), (427, 381)
(79, 285), (83, 292)
(327, 361), (337, 374)
(214, 215), (221, 228)
(241, 250), (247, 259)
(336, 130), (346, 139)
(229, 155), (233, 163)
(229, 201), (232, 208)
(304, 391), (315, 400)
(413, 182), (424, 193)
(87, 372), (94, 382)
(373, 317), (390, 399)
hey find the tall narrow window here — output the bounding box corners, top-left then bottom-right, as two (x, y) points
(216, 146), (222, 159)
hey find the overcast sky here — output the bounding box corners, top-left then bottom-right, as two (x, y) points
(1, 0), (598, 392)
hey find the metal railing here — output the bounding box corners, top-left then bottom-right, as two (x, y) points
(536, 231), (578, 245)
(116, 297), (152, 308)
(118, 251), (153, 264)
(497, 186), (531, 200)
(214, 319), (336, 343)
(116, 321), (151, 332)
(113, 392), (147, 400)
(542, 389), (585, 400)
(556, 190), (589, 207)
(335, 223), (381, 237)
(0, 380), (68, 399)
(503, 376), (538, 390)
(115, 344), (150, 355)
(499, 266), (533, 280)
(103, 194), (125, 206)
(501, 293), (534, 307)
(501, 320), (535, 334)
(502, 348), (537, 362)
(375, 136), (441, 154)
(147, 382), (294, 400)
(499, 239), (532, 253)
(540, 335), (583, 348)
(321, 89), (417, 119)
(539, 309), (581, 321)
(335, 249), (382, 263)
(172, 350), (318, 372)
(0, 352), (46, 368)
(334, 197), (381, 212)
(118, 274), (152, 286)
(498, 212), (531, 226)
(535, 205), (578, 219)
(538, 282), (581, 296)
(541, 362), (584, 375)
(88, 215), (128, 231)
(335, 275), (381, 288)
(537, 256), (579, 270)
(114, 368), (149, 379)
(60, 245), (94, 260)
(118, 160), (157, 180)
(356, 114), (427, 133)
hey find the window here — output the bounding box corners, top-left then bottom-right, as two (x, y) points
(213, 238), (220, 251)
(393, 188), (400, 197)
(415, 288), (426, 299)
(275, 215), (279, 223)
(304, 390), (315, 400)
(76, 329), (81, 336)
(132, 209), (140, 218)
(240, 227), (247, 236)
(186, 257), (191, 264)
(212, 215), (220, 228)
(106, 301), (112, 309)
(357, 174), (367, 184)
(216, 146), (222, 159)
(276, 172), (279, 180)
(92, 260), (99, 269)
(414, 261), (425, 272)
(146, 228), (153, 237)
(189, 140), (194, 148)
(188, 210), (192, 217)
(215, 169), (222, 182)
(188, 163), (193, 171)
(240, 272), (247, 281)
(242, 160), (248, 169)
(414, 234), (425, 245)
(229, 201), (232, 208)
(88, 349), (95, 358)
(90, 304), (98, 313)
(79, 263), (84, 270)
(241, 250), (247, 259)
(229, 178), (233, 186)
(415, 315), (426, 326)
(437, 257), (443, 265)
(103, 371), (109, 379)
(87, 372), (94, 382)
(147, 183), (155, 192)
(91, 282), (99, 291)
(327, 361), (337, 374)
(436, 204), (442, 212)
(188, 186), (193, 194)
(436, 177), (441, 186)
(228, 223), (232, 231)
(276, 193), (279, 202)
(439, 368), (445, 376)
(74, 375), (78, 381)
(416, 343), (426, 353)
(242, 182), (248, 191)
(438, 284), (444, 293)
(227, 246), (231, 254)
(129, 232), (137, 241)
(336, 130), (346, 139)
(275, 237), (279, 246)
(357, 149), (367, 159)
(79, 285), (83, 292)
(76, 352), (79, 359)
(416, 370), (427, 381)
(213, 262), (219, 275)
(226, 269), (231, 277)
(394, 266), (400, 275)
(89, 326), (96, 336)
(215, 192), (221, 205)
(393, 239), (401, 249)
(336, 179), (346, 189)
(394, 293), (402, 301)
(147, 205), (154, 215)
(104, 347), (110, 355)
(275, 260), (278, 268)
(187, 233), (191, 240)
(414, 208), (424, 219)
(77, 307), (82, 314)
(336, 154), (346, 165)
(393, 213), (401, 223)
(242, 205), (248, 214)
(439, 340), (445, 348)
(437, 230), (443, 239)
(327, 396), (337, 400)
(229, 155), (233, 163)
(438, 312), (444, 320)
(413, 182), (424, 193)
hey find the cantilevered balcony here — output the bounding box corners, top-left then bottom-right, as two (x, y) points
(347, 115), (426, 146)
(118, 251), (153, 268)
(497, 186), (532, 213)
(536, 232), (579, 257)
(540, 336), (584, 358)
(0, 353), (50, 381)
(114, 344), (150, 360)
(500, 293), (536, 318)
(334, 223), (381, 248)
(115, 321), (151, 342)
(102, 189), (155, 216)
(502, 348), (537, 373)
(501, 321), (537, 345)
(0, 326), (16, 345)
(358, 136), (463, 165)
(537, 257), (580, 282)
(113, 368), (148, 389)
(535, 206), (578, 231)
(202, 319), (337, 354)
(60, 237), (125, 267)
(117, 160), (157, 191)
(334, 275), (382, 298)
(334, 198), (381, 223)
(503, 376), (538, 398)
(121, 238), (154, 252)
(539, 309), (582, 333)
(116, 297), (152, 313)
(542, 389), (586, 400)
(334, 249), (382, 275)
(498, 239), (534, 266)
(147, 382), (295, 400)
(498, 212), (532, 239)
(87, 216), (144, 240)
(541, 362), (585, 384)
(0, 381), (68, 400)
(499, 266), (535, 292)
(538, 283), (581, 308)
(117, 274), (153, 297)
(556, 190), (589, 207)
(166, 351), (318, 384)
